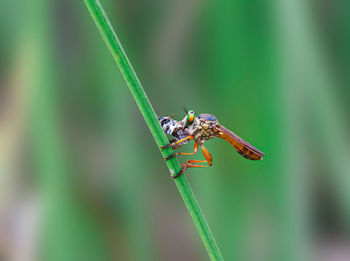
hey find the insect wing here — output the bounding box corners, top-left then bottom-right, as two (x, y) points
(215, 125), (264, 160)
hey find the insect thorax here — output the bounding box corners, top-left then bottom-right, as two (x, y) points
(192, 114), (221, 141)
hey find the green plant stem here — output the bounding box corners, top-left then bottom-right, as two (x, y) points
(84, 0), (224, 260)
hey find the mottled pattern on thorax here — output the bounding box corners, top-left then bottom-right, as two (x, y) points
(192, 114), (221, 141)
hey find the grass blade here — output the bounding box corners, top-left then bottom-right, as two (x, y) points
(83, 0), (224, 260)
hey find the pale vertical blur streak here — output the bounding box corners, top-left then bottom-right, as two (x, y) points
(0, 44), (40, 261)
(278, 0), (313, 259)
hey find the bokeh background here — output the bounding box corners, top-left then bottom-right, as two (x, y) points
(1, 0), (350, 260)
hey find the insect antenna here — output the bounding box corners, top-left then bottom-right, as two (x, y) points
(183, 107), (188, 114)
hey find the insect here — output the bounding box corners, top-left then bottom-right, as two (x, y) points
(159, 109), (264, 178)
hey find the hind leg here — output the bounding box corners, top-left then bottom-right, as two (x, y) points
(172, 159), (211, 178)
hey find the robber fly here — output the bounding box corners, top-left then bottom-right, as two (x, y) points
(158, 109), (264, 178)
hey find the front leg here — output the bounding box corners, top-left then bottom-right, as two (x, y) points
(160, 136), (193, 150)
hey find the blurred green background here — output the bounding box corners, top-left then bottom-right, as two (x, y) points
(1, 0), (349, 260)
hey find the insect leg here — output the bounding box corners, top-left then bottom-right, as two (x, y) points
(168, 138), (177, 144)
(165, 140), (199, 160)
(160, 136), (193, 150)
(167, 140), (187, 150)
(200, 143), (213, 166)
(171, 143), (184, 150)
(173, 159), (211, 178)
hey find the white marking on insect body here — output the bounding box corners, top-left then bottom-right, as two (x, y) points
(169, 169), (175, 175)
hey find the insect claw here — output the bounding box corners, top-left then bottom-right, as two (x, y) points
(172, 169), (184, 179)
(161, 143), (171, 150)
(164, 154), (176, 161)
(160, 144), (170, 150)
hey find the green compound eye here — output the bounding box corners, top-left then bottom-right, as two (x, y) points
(186, 111), (195, 125)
